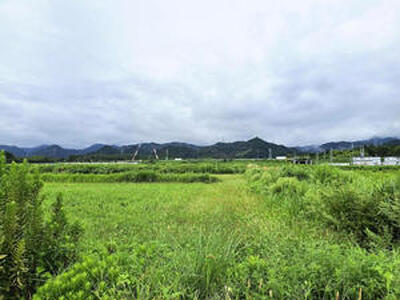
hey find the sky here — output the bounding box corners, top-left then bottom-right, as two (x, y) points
(0, 0), (399, 148)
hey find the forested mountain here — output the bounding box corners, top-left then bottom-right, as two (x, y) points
(0, 137), (292, 160)
(297, 137), (400, 153)
(1, 136), (399, 160)
(0, 144), (108, 159)
(78, 137), (292, 160)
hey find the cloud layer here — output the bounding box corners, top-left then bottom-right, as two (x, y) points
(1, 0), (399, 147)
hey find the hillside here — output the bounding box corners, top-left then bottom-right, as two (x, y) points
(0, 137), (293, 160)
(297, 137), (400, 153)
(80, 137), (293, 160)
(2, 136), (399, 160)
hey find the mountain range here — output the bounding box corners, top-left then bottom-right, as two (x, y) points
(0, 136), (399, 160)
(297, 137), (400, 153)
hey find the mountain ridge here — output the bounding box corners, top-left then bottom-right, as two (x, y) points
(1, 136), (399, 159)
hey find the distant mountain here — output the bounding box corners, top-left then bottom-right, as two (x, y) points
(1, 136), (398, 160)
(297, 137), (400, 153)
(0, 144), (105, 159)
(0, 137), (293, 160)
(80, 144), (108, 154)
(90, 137), (292, 159)
(197, 137), (291, 159)
(0, 145), (25, 157)
(296, 144), (322, 153)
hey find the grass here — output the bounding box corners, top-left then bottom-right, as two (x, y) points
(41, 176), (257, 252)
(40, 171), (219, 183)
(32, 163), (400, 299)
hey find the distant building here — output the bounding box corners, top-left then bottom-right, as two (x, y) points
(329, 163), (350, 166)
(291, 158), (312, 165)
(352, 157), (381, 166)
(383, 157), (400, 166)
(275, 156), (287, 160)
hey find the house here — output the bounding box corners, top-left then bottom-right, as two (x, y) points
(352, 157), (381, 166)
(291, 158), (312, 165)
(383, 157), (400, 166)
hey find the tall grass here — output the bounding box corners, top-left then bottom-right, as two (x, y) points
(29, 164), (400, 298)
(40, 171), (219, 183)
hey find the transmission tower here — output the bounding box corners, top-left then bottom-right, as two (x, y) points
(132, 144), (141, 161)
(152, 148), (159, 160)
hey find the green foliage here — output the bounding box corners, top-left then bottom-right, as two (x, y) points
(40, 171), (219, 183)
(1, 159), (396, 299)
(0, 151), (81, 299)
(270, 177), (307, 197)
(33, 161), (248, 175)
(247, 164), (400, 247)
(33, 254), (131, 300)
(278, 164), (311, 181)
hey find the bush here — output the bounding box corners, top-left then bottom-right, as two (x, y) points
(270, 177), (307, 197)
(278, 165), (311, 181)
(33, 254), (131, 300)
(0, 152), (82, 299)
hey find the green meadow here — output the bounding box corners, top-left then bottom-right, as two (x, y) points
(1, 157), (400, 299)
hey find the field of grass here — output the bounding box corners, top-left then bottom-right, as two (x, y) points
(2, 158), (400, 299)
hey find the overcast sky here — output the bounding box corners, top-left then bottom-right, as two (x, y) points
(0, 0), (399, 148)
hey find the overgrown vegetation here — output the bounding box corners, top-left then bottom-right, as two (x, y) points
(32, 161), (249, 175)
(247, 164), (400, 247)
(40, 171), (219, 183)
(0, 152), (82, 299)
(3, 156), (400, 298)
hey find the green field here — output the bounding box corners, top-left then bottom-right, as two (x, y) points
(41, 176), (248, 254)
(2, 158), (400, 299)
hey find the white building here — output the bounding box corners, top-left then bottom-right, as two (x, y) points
(352, 157), (381, 166)
(383, 157), (400, 166)
(275, 156), (287, 160)
(329, 163), (350, 166)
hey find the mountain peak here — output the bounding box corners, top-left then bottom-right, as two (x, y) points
(247, 137), (266, 143)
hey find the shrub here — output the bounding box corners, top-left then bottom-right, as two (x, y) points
(308, 180), (382, 242)
(278, 165), (311, 181)
(270, 177), (307, 197)
(308, 174), (400, 246)
(33, 254), (131, 300)
(0, 152), (82, 299)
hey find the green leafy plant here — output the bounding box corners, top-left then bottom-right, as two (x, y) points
(0, 151), (82, 299)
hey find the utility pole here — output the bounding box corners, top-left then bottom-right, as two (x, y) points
(152, 148), (159, 160)
(268, 148), (272, 160)
(132, 144), (141, 161)
(166, 149), (169, 160)
(360, 146), (365, 158)
(316, 152), (319, 164)
(330, 149), (333, 163)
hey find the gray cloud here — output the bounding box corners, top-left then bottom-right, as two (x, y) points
(0, 0), (399, 147)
